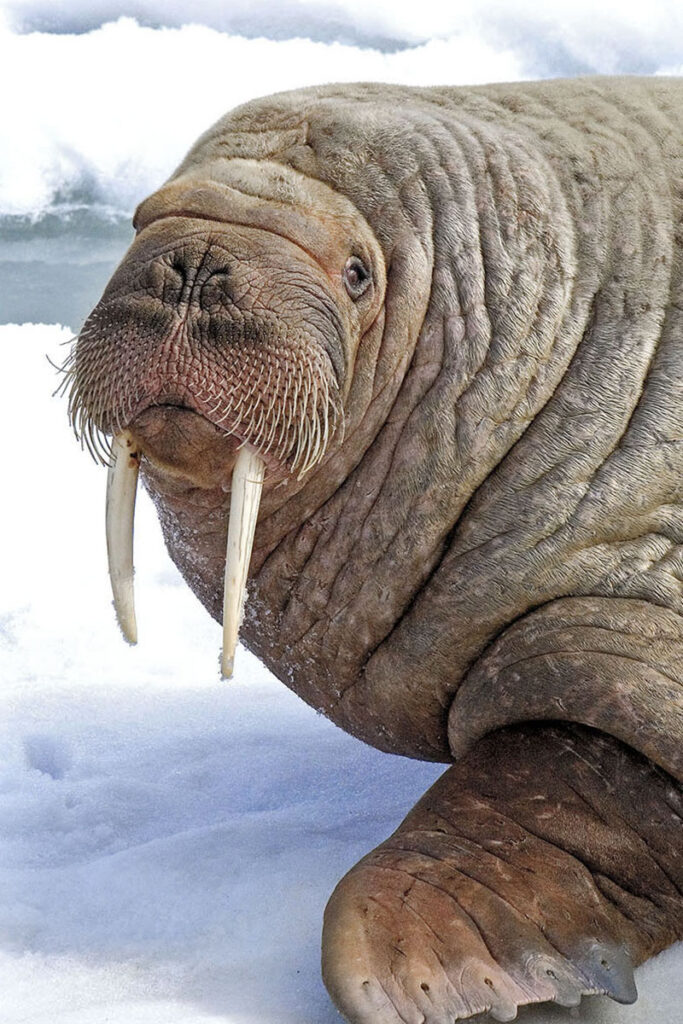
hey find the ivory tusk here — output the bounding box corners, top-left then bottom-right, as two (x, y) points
(221, 446), (265, 678)
(106, 431), (140, 644)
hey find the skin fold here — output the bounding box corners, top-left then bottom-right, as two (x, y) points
(70, 77), (683, 1021)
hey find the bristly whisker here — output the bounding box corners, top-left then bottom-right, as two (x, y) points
(49, 339), (78, 398)
(62, 315), (344, 476)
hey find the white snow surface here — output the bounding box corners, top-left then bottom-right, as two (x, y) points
(1, 325), (682, 1023)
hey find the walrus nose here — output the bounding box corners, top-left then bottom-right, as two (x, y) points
(140, 244), (234, 312)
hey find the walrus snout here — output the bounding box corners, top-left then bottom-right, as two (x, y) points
(133, 242), (233, 316)
(67, 217), (346, 478)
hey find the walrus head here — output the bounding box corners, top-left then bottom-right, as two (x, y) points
(65, 157), (387, 672)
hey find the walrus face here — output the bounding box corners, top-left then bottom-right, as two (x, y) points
(65, 159), (386, 670)
(73, 219), (350, 480)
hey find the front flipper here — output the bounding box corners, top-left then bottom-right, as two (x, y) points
(322, 725), (682, 1023)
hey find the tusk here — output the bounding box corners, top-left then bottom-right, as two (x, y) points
(106, 431), (140, 644)
(221, 446), (265, 678)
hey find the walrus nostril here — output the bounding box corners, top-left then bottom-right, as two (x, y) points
(142, 248), (235, 309)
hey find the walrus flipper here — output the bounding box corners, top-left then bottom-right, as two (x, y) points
(322, 725), (682, 1023)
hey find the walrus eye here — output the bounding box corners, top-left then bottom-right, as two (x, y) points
(343, 256), (371, 299)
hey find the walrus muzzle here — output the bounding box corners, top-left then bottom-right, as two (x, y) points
(65, 217), (345, 674)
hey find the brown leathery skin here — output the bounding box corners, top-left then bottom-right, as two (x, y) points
(74, 78), (683, 759)
(137, 76), (683, 762)
(449, 596), (683, 780)
(322, 724), (683, 1023)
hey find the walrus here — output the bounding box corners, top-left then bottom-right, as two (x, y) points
(64, 76), (683, 1022)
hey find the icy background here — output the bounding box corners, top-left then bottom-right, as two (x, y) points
(0, 2), (681, 1022)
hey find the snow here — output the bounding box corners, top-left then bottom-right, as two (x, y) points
(1, 0), (681, 63)
(0, 323), (681, 1024)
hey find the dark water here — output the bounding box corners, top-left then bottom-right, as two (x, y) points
(0, 210), (133, 330)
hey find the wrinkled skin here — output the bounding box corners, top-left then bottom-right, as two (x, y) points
(70, 78), (683, 1021)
